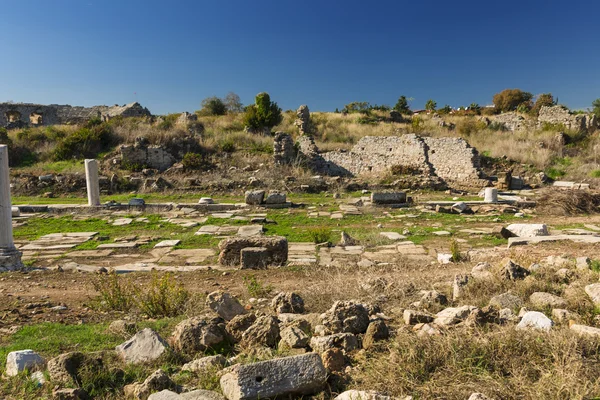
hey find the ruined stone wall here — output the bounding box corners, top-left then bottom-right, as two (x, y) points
(321, 135), (433, 176)
(0, 102), (151, 128)
(538, 105), (596, 132)
(120, 142), (176, 171)
(294, 134), (487, 189)
(422, 137), (484, 186)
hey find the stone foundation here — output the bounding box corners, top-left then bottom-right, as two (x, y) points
(538, 105), (597, 132)
(0, 248), (23, 272)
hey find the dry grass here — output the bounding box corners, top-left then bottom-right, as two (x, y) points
(537, 189), (600, 215)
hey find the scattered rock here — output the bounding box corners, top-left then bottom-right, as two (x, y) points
(108, 320), (138, 336)
(576, 256), (591, 270)
(362, 320), (390, 349)
(265, 191), (286, 204)
(310, 333), (359, 354)
(434, 306), (477, 326)
(280, 325), (310, 349)
(321, 348), (346, 372)
(320, 301), (370, 335)
(471, 262), (493, 280)
(585, 283), (600, 306)
(516, 311), (553, 331)
(218, 236), (288, 267)
(124, 369), (176, 400)
(226, 314), (257, 342)
(505, 223), (549, 237)
(242, 315), (281, 348)
(490, 292), (523, 310)
(334, 390), (398, 400)
(570, 324), (600, 338)
(529, 292), (567, 309)
(271, 292), (305, 314)
(340, 231), (357, 246)
(52, 388), (89, 400)
(452, 274), (469, 301)
(206, 292), (246, 321)
(499, 260), (530, 281)
(5, 350), (45, 376)
(419, 290), (448, 308)
(403, 310), (434, 325)
(116, 328), (168, 364)
(170, 317), (228, 353)
(148, 390), (226, 400)
(219, 353), (327, 399)
(245, 190), (265, 205)
(468, 394), (494, 400)
(182, 355), (228, 373)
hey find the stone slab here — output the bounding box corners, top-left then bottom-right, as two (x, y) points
(154, 240), (181, 248)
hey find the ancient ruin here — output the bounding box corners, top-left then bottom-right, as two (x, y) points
(290, 134), (488, 189)
(0, 102), (151, 128)
(538, 105), (597, 132)
(294, 105), (312, 135)
(0, 145), (22, 271)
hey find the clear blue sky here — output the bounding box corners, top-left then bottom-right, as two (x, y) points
(1, 0), (599, 114)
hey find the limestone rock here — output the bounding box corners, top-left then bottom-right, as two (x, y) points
(170, 317), (228, 353)
(47, 352), (100, 385)
(321, 348), (346, 372)
(471, 262), (493, 280)
(218, 236), (288, 267)
(340, 231), (357, 246)
(490, 292), (523, 310)
(334, 391), (398, 400)
(116, 328), (168, 364)
(434, 306), (476, 326)
(576, 256), (591, 270)
(149, 390), (226, 400)
(310, 333), (359, 354)
(419, 290), (448, 307)
(264, 191), (286, 204)
(505, 224), (549, 238)
(585, 283), (600, 306)
(108, 320), (138, 336)
(52, 388), (88, 400)
(244, 190), (265, 205)
(570, 324), (600, 338)
(516, 311), (553, 331)
(206, 292), (246, 321)
(219, 353), (327, 400)
(226, 314), (257, 342)
(125, 369), (176, 400)
(529, 292), (567, 309)
(452, 274), (469, 301)
(403, 309), (434, 325)
(271, 292), (304, 314)
(182, 355), (228, 373)
(499, 260), (530, 281)
(362, 320), (390, 349)
(280, 325), (310, 349)
(320, 301), (370, 335)
(242, 315), (280, 348)
(465, 306), (500, 326)
(551, 308), (574, 323)
(5, 350), (45, 376)
(468, 394), (494, 400)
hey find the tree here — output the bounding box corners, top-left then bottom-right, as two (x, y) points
(592, 99), (600, 118)
(199, 96), (227, 116)
(425, 99), (437, 112)
(224, 92), (243, 113)
(492, 89), (533, 112)
(243, 92), (283, 134)
(393, 96), (411, 114)
(342, 102), (371, 114)
(531, 93), (556, 116)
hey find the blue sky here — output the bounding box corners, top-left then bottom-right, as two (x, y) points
(1, 0), (599, 114)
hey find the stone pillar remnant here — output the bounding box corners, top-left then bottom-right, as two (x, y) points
(85, 159), (101, 206)
(0, 145), (22, 271)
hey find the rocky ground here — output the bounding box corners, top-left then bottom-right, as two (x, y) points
(2, 189), (600, 399)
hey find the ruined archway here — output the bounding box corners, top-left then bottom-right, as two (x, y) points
(30, 112), (43, 125)
(5, 110), (21, 123)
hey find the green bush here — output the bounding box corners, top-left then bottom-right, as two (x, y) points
(590, 170), (600, 178)
(545, 167), (566, 180)
(182, 152), (211, 171)
(199, 96), (227, 116)
(53, 123), (114, 161)
(91, 271), (133, 312)
(456, 119), (486, 136)
(243, 92), (283, 134)
(134, 272), (189, 318)
(309, 227), (331, 244)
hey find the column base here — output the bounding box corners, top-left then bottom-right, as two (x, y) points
(0, 248), (23, 272)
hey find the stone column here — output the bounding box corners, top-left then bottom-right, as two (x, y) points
(0, 145), (22, 271)
(484, 188), (498, 203)
(85, 159), (100, 206)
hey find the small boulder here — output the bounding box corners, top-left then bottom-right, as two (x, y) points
(170, 317), (228, 353)
(499, 260), (530, 281)
(570, 324), (600, 338)
(242, 315), (280, 348)
(468, 394), (494, 400)
(340, 231), (357, 246)
(490, 292), (523, 310)
(334, 390), (397, 400)
(419, 290), (448, 308)
(5, 350), (45, 377)
(124, 369), (176, 400)
(403, 309), (434, 325)
(206, 291), (246, 321)
(321, 348), (346, 372)
(434, 306), (476, 326)
(116, 328), (168, 364)
(452, 274), (469, 301)
(280, 325), (310, 349)
(272, 292), (305, 314)
(244, 190), (265, 205)
(576, 256), (591, 270)
(320, 301), (370, 335)
(264, 191), (286, 204)
(310, 333), (359, 354)
(52, 388), (88, 400)
(226, 313), (257, 343)
(505, 223), (549, 237)
(182, 355), (228, 373)
(108, 320), (138, 336)
(362, 320), (390, 349)
(585, 283), (600, 306)
(529, 292), (567, 309)
(516, 311), (553, 331)
(471, 262), (493, 280)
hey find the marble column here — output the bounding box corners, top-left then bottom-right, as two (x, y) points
(484, 188), (498, 203)
(0, 145), (22, 271)
(85, 159), (101, 206)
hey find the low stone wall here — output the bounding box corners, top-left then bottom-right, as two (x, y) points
(294, 134), (487, 189)
(538, 105), (596, 132)
(120, 142), (176, 171)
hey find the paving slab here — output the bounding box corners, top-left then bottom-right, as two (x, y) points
(380, 232), (407, 241)
(211, 213), (233, 219)
(237, 225), (264, 237)
(195, 225), (220, 235)
(508, 235), (600, 248)
(98, 242), (139, 249)
(68, 249), (114, 257)
(154, 240), (181, 248)
(21, 244), (77, 251)
(112, 218), (133, 226)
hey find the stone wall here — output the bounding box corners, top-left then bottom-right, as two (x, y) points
(0, 102), (151, 128)
(538, 105), (596, 132)
(492, 112), (527, 132)
(295, 134), (487, 189)
(120, 139), (176, 171)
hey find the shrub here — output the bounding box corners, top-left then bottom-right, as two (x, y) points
(425, 99), (437, 111)
(53, 123), (114, 161)
(411, 116), (424, 133)
(199, 96), (227, 116)
(450, 240), (463, 262)
(531, 93), (556, 116)
(182, 152), (210, 171)
(134, 272), (189, 318)
(243, 275), (273, 297)
(545, 167), (566, 180)
(456, 119), (486, 136)
(309, 227), (331, 244)
(157, 113), (181, 130)
(492, 88), (533, 112)
(91, 271), (133, 312)
(219, 139), (236, 153)
(243, 92), (283, 134)
(590, 170), (600, 178)
(393, 96), (411, 114)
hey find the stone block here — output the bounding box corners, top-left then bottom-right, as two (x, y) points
(240, 247), (269, 269)
(220, 353), (327, 400)
(218, 236), (288, 267)
(5, 350), (45, 376)
(370, 192), (406, 204)
(244, 190), (265, 205)
(264, 191), (286, 204)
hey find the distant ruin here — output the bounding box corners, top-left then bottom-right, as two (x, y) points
(538, 105), (597, 132)
(275, 133), (489, 189)
(0, 102), (151, 129)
